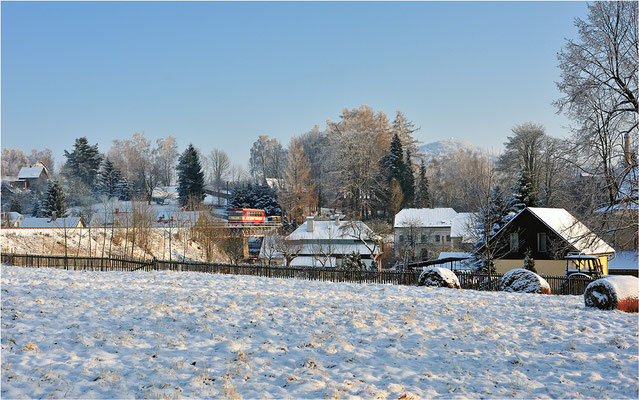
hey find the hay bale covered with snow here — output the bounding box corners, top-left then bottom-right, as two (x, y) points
(418, 267), (460, 289)
(584, 276), (639, 313)
(499, 268), (551, 294)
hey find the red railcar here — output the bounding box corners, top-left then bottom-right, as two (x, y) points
(227, 208), (265, 225)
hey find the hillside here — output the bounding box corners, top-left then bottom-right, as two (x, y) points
(418, 138), (496, 160)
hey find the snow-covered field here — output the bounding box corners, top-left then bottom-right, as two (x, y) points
(2, 265), (638, 399)
(1, 227), (224, 262)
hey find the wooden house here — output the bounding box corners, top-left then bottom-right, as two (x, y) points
(486, 207), (615, 276)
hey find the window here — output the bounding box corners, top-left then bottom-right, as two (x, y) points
(510, 233), (519, 252)
(446, 235), (451, 242)
(435, 235), (440, 243)
(421, 234), (426, 243)
(538, 232), (547, 252)
(399, 235), (404, 243)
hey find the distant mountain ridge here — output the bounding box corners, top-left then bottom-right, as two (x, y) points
(418, 138), (496, 160)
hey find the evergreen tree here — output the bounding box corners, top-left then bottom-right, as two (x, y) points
(470, 185), (512, 275)
(228, 183), (282, 216)
(523, 248), (537, 273)
(512, 170), (537, 211)
(401, 149), (415, 207)
(414, 160), (432, 208)
(43, 180), (67, 218)
(341, 251), (364, 270)
(177, 144), (206, 207)
(63, 137), (102, 188)
(96, 158), (125, 199)
(383, 133), (405, 180)
(379, 133), (407, 219)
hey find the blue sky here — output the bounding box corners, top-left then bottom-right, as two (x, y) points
(1, 1), (588, 168)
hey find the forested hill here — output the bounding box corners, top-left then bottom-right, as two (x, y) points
(418, 138), (496, 160)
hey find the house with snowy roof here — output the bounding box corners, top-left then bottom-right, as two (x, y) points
(260, 216), (381, 268)
(393, 208), (474, 261)
(482, 207), (615, 276)
(15, 162), (49, 189)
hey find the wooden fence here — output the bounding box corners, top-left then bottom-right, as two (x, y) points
(0, 253), (592, 295)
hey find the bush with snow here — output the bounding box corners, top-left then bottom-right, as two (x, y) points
(418, 267), (460, 289)
(584, 276), (639, 313)
(499, 268), (551, 294)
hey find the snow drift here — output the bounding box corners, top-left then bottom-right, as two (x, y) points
(418, 267), (460, 288)
(584, 276), (639, 313)
(499, 268), (551, 294)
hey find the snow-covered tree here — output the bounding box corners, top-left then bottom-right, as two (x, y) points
(43, 180), (67, 218)
(512, 170), (538, 212)
(63, 137), (102, 188)
(341, 251), (364, 271)
(177, 144), (206, 207)
(96, 158), (128, 200)
(555, 1), (638, 209)
(249, 135), (287, 183)
(156, 136), (178, 186)
(391, 110), (420, 156)
(229, 184), (282, 217)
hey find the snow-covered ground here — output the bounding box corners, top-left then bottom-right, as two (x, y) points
(2, 265), (638, 399)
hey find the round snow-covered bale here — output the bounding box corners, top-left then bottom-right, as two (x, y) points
(499, 268), (551, 294)
(584, 276), (639, 313)
(418, 267), (460, 289)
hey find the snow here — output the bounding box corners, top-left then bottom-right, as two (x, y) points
(608, 251), (639, 271)
(499, 269), (551, 294)
(393, 208), (458, 228)
(598, 276), (639, 302)
(526, 208), (615, 255)
(418, 267), (460, 288)
(2, 265), (638, 399)
(1, 227), (225, 262)
(585, 276), (639, 312)
(17, 166), (45, 179)
(19, 216), (82, 228)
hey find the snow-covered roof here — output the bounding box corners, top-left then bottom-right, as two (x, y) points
(608, 251), (639, 271)
(20, 217), (83, 228)
(394, 208), (458, 228)
(17, 166), (45, 180)
(526, 207), (615, 255)
(287, 220), (375, 242)
(437, 252), (471, 259)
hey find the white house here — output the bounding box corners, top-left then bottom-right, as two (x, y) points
(260, 216), (381, 268)
(394, 208), (474, 261)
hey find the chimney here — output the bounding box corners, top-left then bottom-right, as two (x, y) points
(306, 216), (314, 232)
(334, 214), (342, 226)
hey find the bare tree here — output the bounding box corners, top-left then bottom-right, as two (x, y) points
(340, 220), (383, 269)
(273, 235), (303, 267)
(260, 232), (282, 266)
(156, 136), (178, 186)
(555, 1), (638, 208)
(207, 148), (231, 191)
(249, 135), (287, 183)
(281, 136), (317, 225)
(428, 149), (494, 211)
(28, 148), (55, 175)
